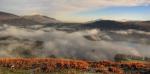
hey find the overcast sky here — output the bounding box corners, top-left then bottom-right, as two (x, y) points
(0, 0), (150, 22)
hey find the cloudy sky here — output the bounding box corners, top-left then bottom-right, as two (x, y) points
(0, 0), (150, 22)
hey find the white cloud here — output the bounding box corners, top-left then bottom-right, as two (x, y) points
(40, 0), (150, 13)
(1, 0), (150, 14)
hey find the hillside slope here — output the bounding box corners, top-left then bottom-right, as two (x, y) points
(23, 15), (61, 24)
(80, 20), (150, 31)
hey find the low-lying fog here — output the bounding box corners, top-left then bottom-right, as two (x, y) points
(0, 24), (149, 61)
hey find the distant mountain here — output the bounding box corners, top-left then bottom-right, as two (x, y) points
(0, 17), (41, 26)
(0, 11), (150, 30)
(0, 11), (19, 20)
(0, 11), (61, 26)
(23, 15), (61, 24)
(0, 11), (42, 26)
(80, 20), (150, 31)
(126, 21), (150, 31)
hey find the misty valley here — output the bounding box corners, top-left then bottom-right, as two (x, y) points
(0, 11), (149, 74)
(0, 11), (150, 61)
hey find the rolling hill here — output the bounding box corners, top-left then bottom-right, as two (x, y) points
(80, 20), (150, 31)
(23, 15), (61, 24)
(0, 11), (61, 26)
(0, 11), (19, 20)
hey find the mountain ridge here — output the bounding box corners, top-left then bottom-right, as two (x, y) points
(0, 11), (19, 20)
(0, 11), (61, 25)
(80, 20), (150, 31)
(0, 11), (150, 31)
(23, 15), (61, 24)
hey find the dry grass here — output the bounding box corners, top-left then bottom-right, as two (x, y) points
(0, 58), (149, 74)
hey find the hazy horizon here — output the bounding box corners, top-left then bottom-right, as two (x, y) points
(0, 0), (150, 22)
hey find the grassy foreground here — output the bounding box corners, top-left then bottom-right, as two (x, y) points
(0, 58), (149, 74)
(0, 67), (98, 74)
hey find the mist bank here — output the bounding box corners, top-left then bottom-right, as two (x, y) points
(0, 24), (149, 61)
